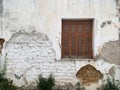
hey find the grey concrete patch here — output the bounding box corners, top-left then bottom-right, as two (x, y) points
(100, 40), (120, 65)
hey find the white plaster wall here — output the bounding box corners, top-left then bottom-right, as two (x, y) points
(0, 0), (120, 89)
(2, 0), (119, 56)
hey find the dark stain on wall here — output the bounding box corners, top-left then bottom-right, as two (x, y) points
(101, 21), (112, 28)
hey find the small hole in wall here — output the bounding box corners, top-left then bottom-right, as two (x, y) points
(107, 21), (111, 25)
(119, 17), (120, 22)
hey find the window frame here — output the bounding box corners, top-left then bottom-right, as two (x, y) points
(61, 19), (94, 60)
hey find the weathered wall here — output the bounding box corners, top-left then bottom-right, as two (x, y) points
(0, 0), (120, 89)
(0, 0), (4, 37)
(2, 0), (119, 56)
(1, 30), (115, 89)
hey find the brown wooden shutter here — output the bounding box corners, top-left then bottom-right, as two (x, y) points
(62, 20), (93, 59)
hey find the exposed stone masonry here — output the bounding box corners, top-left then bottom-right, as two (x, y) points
(76, 64), (103, 85)
(4, 30), (76, 86)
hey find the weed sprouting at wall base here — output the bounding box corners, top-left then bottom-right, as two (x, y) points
(0, 54), (17, 90)
(97, 77), (120, 90)
(75, 82), (85, 90)
(37, 74), (55, 90)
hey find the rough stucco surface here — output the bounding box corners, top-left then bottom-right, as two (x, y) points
(100, 40), (120, 65)
(76, 64), (103, 85)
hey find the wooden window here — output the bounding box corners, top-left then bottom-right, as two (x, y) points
(62, 20), (93, 59)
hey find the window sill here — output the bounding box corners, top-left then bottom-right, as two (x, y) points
(61, 58), (94, 61)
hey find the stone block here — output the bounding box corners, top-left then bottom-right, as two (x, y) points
(76, 64), (103, 85)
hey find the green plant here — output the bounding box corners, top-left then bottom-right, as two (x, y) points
(98, 77), (120, 90)
(37, 74), (55, 90)
(0, 72), (17, 90)
(75, 82), (85, 90)
(0, 54), (17, 90)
